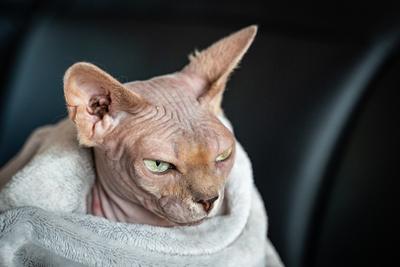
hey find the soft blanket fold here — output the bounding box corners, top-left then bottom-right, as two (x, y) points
(0, 119), (283, 267)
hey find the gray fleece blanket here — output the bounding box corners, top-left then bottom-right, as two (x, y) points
(0, 119), (283, 267)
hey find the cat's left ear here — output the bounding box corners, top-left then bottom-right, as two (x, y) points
(182, 25), (257, 114)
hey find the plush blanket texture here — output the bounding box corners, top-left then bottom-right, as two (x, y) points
(0, 119), (283, 267)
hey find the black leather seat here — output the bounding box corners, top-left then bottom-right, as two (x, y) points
(1, 1), (399, 266)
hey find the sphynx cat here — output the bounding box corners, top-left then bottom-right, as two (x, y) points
(64, 25), (257, 227)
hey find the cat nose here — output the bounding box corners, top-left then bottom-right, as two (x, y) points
(196, 195), (219, 213)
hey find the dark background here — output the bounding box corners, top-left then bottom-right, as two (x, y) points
(1, 1), (399, 266)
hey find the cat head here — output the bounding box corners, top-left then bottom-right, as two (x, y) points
(64, 25), (257, 225)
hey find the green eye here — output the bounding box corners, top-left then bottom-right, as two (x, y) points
(144, 159), (171, 173)
(216, 147), (233, 162)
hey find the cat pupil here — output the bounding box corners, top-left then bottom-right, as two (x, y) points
(155, 160), (161, 166)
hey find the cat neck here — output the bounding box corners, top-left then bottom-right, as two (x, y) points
(87, 149), (176, 227)
(88, 178), (176, 227)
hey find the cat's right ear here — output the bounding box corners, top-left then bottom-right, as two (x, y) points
(64, 62), (147, 146)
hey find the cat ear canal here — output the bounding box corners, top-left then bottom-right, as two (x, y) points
(64, 62), (147, 146)
(182, 25), (257, 114)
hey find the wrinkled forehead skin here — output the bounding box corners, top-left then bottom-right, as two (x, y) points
(105, 73), (235, 167)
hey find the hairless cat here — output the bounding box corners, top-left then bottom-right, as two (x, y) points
(63, 25), (257, 226)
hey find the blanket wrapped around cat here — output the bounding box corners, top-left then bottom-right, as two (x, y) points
(0, 118), (283, 267)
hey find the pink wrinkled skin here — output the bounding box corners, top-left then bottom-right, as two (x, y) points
(63, 26), (257, 226)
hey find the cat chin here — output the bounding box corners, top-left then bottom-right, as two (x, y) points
(149, 207), (206, 226)
(166, 217), (206, 227)
(158, 210), (206, 226)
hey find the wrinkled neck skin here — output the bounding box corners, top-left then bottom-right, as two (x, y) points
(89, 148), (173, 226)
(88, 148), (226, 227)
